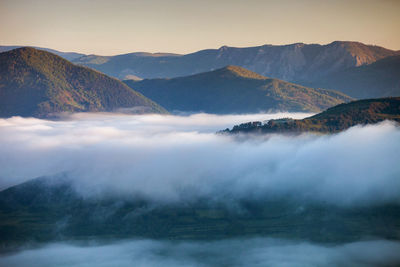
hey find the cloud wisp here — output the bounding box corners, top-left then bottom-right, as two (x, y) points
(0, 112), (399, 207)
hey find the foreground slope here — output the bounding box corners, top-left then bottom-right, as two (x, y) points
(0, 174), (399, 246)
(224, 97), (400, 134)
(0, 48), (167, 117)
(125, 65), (352, 113)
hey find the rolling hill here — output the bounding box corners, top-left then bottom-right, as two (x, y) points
(124, 65), (353, 114)
(224, 97), (400, 134)
(0, 47), (167, 118)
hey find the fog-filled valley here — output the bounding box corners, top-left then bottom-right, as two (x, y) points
(1, 112), (399, 206)
(2, 0), (400, 265)
(0, 112), (399, 266)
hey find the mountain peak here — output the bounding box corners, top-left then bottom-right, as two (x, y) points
(219, 65), (267, 80)
(218, 45), (230, 51)
(6, 46), (61, 57)
(4, 46), (49, 59)
(7, 46), (72, 63)
(0, 45), (86, 61)
(326, 40), (399, 67)
(11, 46), (36, 52)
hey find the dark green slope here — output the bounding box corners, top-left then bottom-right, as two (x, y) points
(225, 97), (400, 134)
(309, 55), (400, 99)
(125, 65), (353, 114)
(0, 47), (167, 118)
(0, 174), (399, 246)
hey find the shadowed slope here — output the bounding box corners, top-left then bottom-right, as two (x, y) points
(125, 65), (353, 114)
(310, 55), (400, 98)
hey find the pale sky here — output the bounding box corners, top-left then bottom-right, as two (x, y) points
(0, 0), (399, 55)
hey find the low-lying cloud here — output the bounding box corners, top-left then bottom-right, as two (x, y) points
(1, 238), (400, 267)
(0, 112), (399, 206)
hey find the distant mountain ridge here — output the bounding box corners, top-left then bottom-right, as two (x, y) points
(224, 97), (400, 134)
(73, 41), (399, 84)
(0, 47), (167, 118)
(124, 65), (353, 114)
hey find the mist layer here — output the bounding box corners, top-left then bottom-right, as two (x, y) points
(0, 113), (399, 207)
(1, 238), (400, 267)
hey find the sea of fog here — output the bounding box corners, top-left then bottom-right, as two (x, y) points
(0, 112), (400, 266)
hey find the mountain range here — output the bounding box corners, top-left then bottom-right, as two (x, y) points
(1, 44), (400, 250)
(70, 41), (400, 99)
(1, 41), (399, 118)
(223, 97), (400, 134)
(0, 47), (166, 118)
(71, 41), (397, 80)
(3, 41), (400, 101)
(125, 65), (353, 113)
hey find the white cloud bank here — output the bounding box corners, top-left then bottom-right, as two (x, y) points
(1, 238), (400, 267)
(0, 112), (399, 206)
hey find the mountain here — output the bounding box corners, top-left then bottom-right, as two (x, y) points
(0, 45), (85, 61)
(9, 42), (396, 99)
(72, 41), (399, 83)
(224, 97), (400, 134)
(308, 55), (400, 98)
(0, 173), (399, 247)
(73, 52), (182, 79)
(0, 47), (167, 118)
(124, 65), (353, 114)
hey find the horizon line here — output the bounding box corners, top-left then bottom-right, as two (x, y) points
(1, 40), (398, 57)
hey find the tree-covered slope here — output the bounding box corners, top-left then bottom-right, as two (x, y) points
(224, 97), (400, 134)
(0, 47), (167, 118)
(0, 174), (399, 246)
(125, 65), (353, 114)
